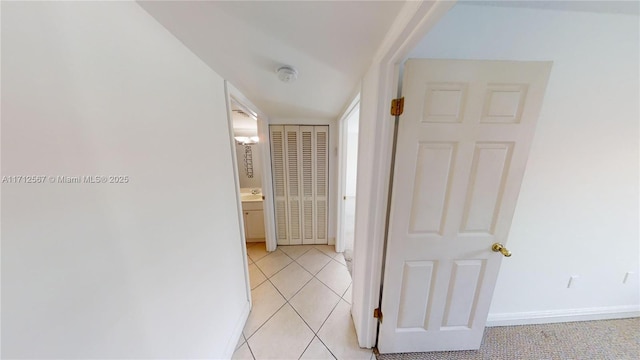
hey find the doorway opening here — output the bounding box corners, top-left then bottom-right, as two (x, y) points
(230, 97), (268, 254)
(228, 86), (362, 357)
(237, 122), (358, 358)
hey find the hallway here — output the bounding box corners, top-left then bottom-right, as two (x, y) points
(233, 243), (373, 360)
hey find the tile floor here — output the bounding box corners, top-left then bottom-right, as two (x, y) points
(233, 243), (374, 360)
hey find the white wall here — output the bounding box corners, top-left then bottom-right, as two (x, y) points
(409, 4), (639, 322)
(235, 143), (263, 189)
(269, 118), (339, 245)
(1, 2), (249, 358)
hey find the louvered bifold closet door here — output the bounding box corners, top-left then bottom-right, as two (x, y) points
(284, 126), (303, 245)
(270, 125), (328, 245)
(314, 126), (329, 244)
(269, 126), (289, 245)
(300, 126), (315, 244)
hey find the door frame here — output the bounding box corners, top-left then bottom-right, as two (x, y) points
(227, 83), (277, 252)
(351, 0), (456, 348)
(336, 93), (360, 253)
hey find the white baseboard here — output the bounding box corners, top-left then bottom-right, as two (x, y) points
(486, 305), (640, 327)
(224, 301), (251, 358)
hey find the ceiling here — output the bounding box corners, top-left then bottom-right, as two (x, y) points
(138, 0), (636, 124)
(462, 0), (640, 15)
(138, 0), (405, 121)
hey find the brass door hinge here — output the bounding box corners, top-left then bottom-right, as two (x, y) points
(373, 308), (383, 322)
(390, 97), (404, 116)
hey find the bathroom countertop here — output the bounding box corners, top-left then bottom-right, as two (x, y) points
(241, 195), (263, 203)
(240, 188), (263, 203)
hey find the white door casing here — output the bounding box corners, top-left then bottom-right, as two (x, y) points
(378, 59), (552, 353)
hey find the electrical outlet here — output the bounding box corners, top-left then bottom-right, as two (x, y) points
(567, 275), (580, 288)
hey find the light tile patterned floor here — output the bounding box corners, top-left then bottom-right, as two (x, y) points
(233, 243), (373, 360)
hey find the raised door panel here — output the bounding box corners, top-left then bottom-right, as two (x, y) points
(409, 143), (456, 235)
(397, 261), (436, 329)
(441, 260), (484, 329)
(461, 143), (513, 234)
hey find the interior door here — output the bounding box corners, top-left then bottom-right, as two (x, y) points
(378, 59), (552, 353)
(269, 125), (289, 244)
(301, 126), (316, 244)
(270, 125), (329, 245)
(284, 125), (303, 245)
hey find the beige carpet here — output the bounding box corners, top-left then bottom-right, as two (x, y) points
(376, 318), (640, 360)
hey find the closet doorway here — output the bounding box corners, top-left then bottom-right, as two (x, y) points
(269, 125), (329, 245)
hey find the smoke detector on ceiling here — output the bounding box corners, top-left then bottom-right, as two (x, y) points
(276, 66), (298, 83)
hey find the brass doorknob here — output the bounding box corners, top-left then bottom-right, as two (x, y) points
(491, 243), (512, 257)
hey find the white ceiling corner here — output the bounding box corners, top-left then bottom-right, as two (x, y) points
(138, 0), (406, 121)
(460, 0), (640, 16)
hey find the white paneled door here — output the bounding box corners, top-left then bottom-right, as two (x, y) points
(270, 125), (328, 245)
(378, 59), (552, 353)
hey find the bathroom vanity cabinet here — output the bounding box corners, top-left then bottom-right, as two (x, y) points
(242, 201), (265, 241)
